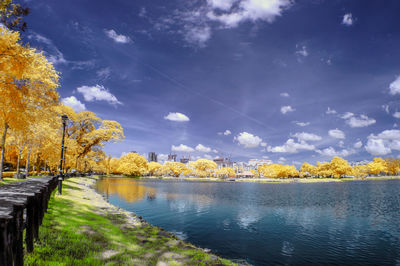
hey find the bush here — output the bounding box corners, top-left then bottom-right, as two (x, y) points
(2, 172), (16, 178)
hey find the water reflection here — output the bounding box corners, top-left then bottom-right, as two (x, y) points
(96, 178), (400, 265)
(96, 178), (155, 203)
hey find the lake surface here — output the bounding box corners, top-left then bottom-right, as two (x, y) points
(96, 178), (400, 265)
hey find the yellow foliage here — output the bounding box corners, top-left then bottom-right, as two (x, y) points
(164, 162), (189, 177)
(188, 159), (217, 177)
(215, 167), (236, 178)
(148, 162), (163, 176)
(300, 162), (316, 177)
(116, 153), (148, 176)
(367, 157), (388, 176)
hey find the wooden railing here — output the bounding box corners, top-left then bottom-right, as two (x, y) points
(0, 176), (59, 266)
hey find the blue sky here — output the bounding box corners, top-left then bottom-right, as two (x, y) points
(22, 0), (400, 165)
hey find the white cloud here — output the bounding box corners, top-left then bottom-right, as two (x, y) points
(28, 32), (67, 65)
(280, 92), (289, 97)
(281, 105), (295, 114)
(338, 140), (344, 147)
(267, 139), (315, 153)
(292, 132), (322, 142)
(365, 139), (391, 156)
(207, 0), (236, 11)
(329, 129), (345, 139)
(370, 129), (400, 141)
(295, 45), (308, 57)
(184, 26), (211, 47)
(339, 112), (376, 128)
(364, 129), (400, 156)
(393, 112), (400, 119)
(235, 132), (263, 148)
(208, 0), (292, 28)
(389, 76), (400, 95)
(342, 13), (353, 26)
(155, 0), (292, 47)
(295, 121), (310, 127)
(316, 147), (355, 157)
(164, 112), (190, 122)
(354, 141), (363, 149)
(260, 142), (267, 147)
(326, 107), (337, 115)
(104, 29), (131, 44)
(195, 144), (212, 153)
(61, 96), (86, 112)
(346, 115), (376, 128)
(212, 149), (218, 153)
(341, 112), (354, 119)
(222, 130), (232, 136)
(76, 85), (122, 105)
(172, 144), (195, 153)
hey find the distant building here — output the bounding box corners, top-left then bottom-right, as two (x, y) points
(180, 157), (190, 164)
(168, 153), (177, 162)
(213, 158), (233, 169)
(148, 152), (157, 162)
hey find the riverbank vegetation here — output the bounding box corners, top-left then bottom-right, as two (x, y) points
(99, 153), (399, 179)
(25, 177), (235, 265)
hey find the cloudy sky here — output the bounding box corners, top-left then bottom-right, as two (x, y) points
(23, 0), (400, 165)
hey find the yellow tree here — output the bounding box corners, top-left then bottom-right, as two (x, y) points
(315, 162), (332, 178)
(188, 159), (217, 177)
(164, 162), (189, 177)
(353, 165), (368, 179)
(215, 167), (236, 178)
(117, 153), (148, 176)
(384, 158), (400, 175)
(300, 162), (316, 177)
(330, 157), (353, 178)
(148, 162), (163, 176)
(0, 27), (59, 179)
(367, 157), (388, 176)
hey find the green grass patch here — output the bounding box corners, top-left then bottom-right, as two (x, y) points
(25, 178), (236, 265)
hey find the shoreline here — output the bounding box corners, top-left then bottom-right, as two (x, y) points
(109, 175), (400, 184)
(25, 176), (237, 265)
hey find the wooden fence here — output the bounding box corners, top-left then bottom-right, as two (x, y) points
(0, 176), (59, 266)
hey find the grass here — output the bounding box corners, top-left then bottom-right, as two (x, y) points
(0, 177), (24, 186)
(24, 177), (236, 266)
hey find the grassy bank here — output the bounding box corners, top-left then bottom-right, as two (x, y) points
(0, 177), (24, 186)
(25, 177), (235, 265)
(131, 175), (400, 183)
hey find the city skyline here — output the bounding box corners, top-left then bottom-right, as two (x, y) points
(23, 0), (400, 165)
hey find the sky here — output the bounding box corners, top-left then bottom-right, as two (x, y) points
(21, 0), (400, 165)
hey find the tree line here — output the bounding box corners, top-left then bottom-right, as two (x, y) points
(98, 153), (400, 179)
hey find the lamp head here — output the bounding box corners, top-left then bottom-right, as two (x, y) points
(61, 114), (68, 124)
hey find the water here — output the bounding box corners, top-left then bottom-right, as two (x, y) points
(96, 178), (400, 265)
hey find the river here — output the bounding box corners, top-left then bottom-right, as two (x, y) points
(96, 177), (400, 265)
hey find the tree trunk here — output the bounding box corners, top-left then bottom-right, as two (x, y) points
(0, 122), (9, 180)
(26, 147), (32, 176)
(16, 147), (23, 176)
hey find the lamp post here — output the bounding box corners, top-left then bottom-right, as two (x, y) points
(63, 146), (67, 174)
(58, 114), (68, 195)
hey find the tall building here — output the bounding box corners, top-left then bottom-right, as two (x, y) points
(168, 153), (177, 162)
(148, 152), (157, 162)
(213, 157), (233, 169)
